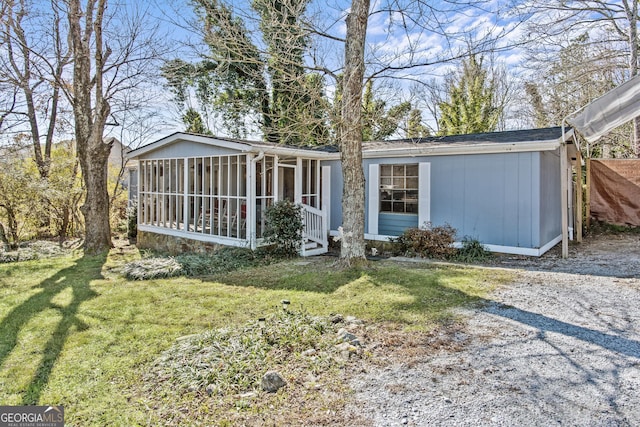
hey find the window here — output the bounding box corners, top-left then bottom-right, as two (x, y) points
(380, 164), (418, 214)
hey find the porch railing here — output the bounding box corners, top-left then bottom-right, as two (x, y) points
(301, 203), (328, 256)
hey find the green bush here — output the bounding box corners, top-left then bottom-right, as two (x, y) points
(455, 237), (491, 262)
(263, 200), (303, 258)
(127, 204), (137, 240)
(392, 222), (457, 259)
(176, 247), (257, 276)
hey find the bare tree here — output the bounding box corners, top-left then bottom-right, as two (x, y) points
(65, 0), (168, 253)
(0, 0), (71, 178)
(337, 0), (370, 265)
(517, 0), (640, 155)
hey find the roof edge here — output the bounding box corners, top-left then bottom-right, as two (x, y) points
(362, 140), (563, 159)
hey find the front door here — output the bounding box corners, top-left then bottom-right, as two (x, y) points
(278, 165), (296, 203)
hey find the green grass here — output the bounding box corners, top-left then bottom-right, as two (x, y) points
(0, 247), (512, 426)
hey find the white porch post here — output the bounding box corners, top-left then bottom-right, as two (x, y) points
(321, 165), (331, 227)
(295, 157), (303, 204)
(273, 156), (279, 201)
(561, 142), (569, 258)
(183, 157), (189, 232)
(247, 153), (256, 249)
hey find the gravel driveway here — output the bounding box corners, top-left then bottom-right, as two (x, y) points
(351, 233), (640, 426)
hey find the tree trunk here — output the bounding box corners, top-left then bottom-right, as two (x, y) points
(338, 0), (370, 265)
(79, 134), (113, 253)
(0, 222), (8, 251)
(68, 0), (113, 254)
(4, 207), (19, 250)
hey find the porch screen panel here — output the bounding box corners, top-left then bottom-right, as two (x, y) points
(181, 154), (248, 239)
(138, 158), (185, 230)
(174, 159), (184, 230)
(302, 159), (320, 208)
(256, 155), (275, 238)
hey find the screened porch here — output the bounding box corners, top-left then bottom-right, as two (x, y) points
(137, 151), (326, 251)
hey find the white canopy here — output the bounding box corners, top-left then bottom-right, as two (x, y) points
(567, 73), (640, 143)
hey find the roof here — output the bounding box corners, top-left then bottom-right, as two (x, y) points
(362, 127), (571, 158)
(567, 73), (640, 143)
(128, 127), (572, 161)
(127, 132), (337, 159)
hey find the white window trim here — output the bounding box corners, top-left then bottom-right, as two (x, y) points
(368, 164), (379, 235)
(418, 162), (431, 228)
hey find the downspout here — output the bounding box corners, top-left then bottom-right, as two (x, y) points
(252, 151), (265, 164)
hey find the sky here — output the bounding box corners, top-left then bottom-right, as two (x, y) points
(128, 0), (537, 145)
(0, 0), (607, 148)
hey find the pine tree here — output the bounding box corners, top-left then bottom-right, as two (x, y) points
(437, 54), (501, 136)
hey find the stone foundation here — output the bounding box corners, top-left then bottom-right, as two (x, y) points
(137, 231), (225, 255)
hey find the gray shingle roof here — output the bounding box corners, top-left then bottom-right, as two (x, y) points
(367, 127), (565, 149)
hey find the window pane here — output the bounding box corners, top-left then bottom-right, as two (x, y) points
(393, 165), (404, 176)
(392, 190), (405, 200)
(406, 190), (418, 201)
(381, 201), (392, 212)
(406, 177), (418, 189)
(406, 164), (418, 176)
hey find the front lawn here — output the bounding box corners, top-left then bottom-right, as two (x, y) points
(0, 246), (511, 425)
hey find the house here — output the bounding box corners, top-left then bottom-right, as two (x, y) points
(126, 127), (579, 256)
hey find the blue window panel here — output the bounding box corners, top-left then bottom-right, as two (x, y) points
(378, 213), (419, 236)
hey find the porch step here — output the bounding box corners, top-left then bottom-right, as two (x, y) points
(302, 246), (328, 257)
(304, 241), (318, 250)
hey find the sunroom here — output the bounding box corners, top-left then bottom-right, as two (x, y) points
(128, 133), (334, 255)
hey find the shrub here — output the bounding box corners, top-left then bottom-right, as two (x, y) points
(392, 222), (457, 259)
(122, 247), (261, 280)
(176, 247), (257, 276)
(455, 237), (491, 263)
(127, 204), (137, 240)
(122, 257), (183, 280)
(263, 200), (303, 258)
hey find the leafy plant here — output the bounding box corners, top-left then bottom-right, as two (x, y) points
(263, 200), (304, 258)
(176, 247), (257, 276)
(392, 222), (457, 259)
(122, 247), (261, 280)
(455, 237), (491, 263)
(122, 256), (183, 280)
(126, 204), (137, 240)
(149, 309), (337, 396)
